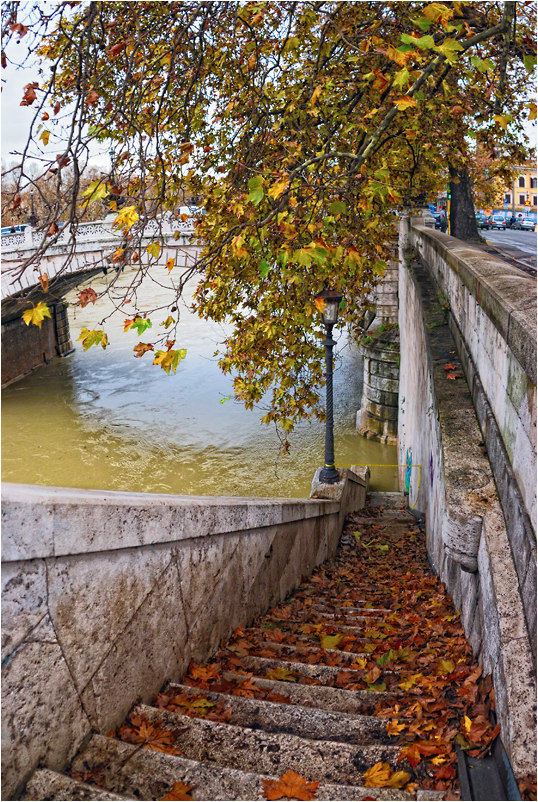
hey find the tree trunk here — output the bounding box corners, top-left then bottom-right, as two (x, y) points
(449, 166), (481, 241)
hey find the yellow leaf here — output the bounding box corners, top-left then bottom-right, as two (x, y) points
(147, 241), (161, 259)
(22, 301), (51, 328)
(165, 257), (175, 273)
(310, 85), (322, 105)
(40, 129), (50, 146)
(231, 235), (249, 258)
(364, 762), (391, 787)
(314, 297), (325, 314)
(464, 715), (472, 734)
(394, 95), (417, 110)
(268, 177), (289, 200)
(387, 719), (406, 736)
(113, 205), (139, 230)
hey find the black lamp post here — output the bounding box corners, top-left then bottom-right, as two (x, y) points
(316, 287), (344, 484)
(28, 187), (38, 227)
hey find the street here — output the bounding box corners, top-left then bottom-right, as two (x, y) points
(486, 228), (537, 256)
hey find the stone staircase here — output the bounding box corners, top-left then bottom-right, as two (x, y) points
(22, 494), (498, 801)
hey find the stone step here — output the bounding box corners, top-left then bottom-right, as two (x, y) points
(236, 652), (393, 688)
(22, 767), (129, 800)
(222, 671), (387, 713)
(132, 703), (403, 784)
(162, 682), (390, 743)
(239, 639), (369, 666)
(259, 618), (369, 636)
(69, 734), (419, 801)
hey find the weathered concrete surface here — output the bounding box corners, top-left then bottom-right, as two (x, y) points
(398, 222), (536, 778)
(1, 472), (367, 799)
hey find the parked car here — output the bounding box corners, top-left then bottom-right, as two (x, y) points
(475, 213), (490, 230)
(490, 215), (506, 230)
(515, 218), (537, 231)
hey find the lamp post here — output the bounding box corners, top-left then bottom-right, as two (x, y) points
(316, 287), (344, 484)
(28, 187), (38, 227)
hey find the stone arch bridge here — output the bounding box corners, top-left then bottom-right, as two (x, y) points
(1, 218), (198, 387)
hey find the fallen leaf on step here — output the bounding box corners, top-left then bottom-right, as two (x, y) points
(263, 769), (319, 800)
(159, 781), (194, 800)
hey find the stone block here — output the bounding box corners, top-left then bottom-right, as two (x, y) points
(1, 559), (47, 662)
(47, 545), (175, 692)
(81, 560), (189, 732)
(1, 616), (91, 800)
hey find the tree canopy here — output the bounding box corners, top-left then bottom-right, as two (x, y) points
(2, 1), (536, 445)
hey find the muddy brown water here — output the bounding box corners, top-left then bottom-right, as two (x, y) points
(2, 269), (398, 497)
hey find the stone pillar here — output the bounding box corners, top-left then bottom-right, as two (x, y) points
(356, 329), (399, 444)
(53, 302), (74, 357)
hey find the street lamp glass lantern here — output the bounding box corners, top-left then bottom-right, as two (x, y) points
(316, 288), (344, 326)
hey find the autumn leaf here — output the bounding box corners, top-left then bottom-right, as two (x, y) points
(124, 316), (152, 335)
(161, 316), (175, 328)
(314, 297), (325, 314)
(265, 667), (297, 682)
(153, 347), (187, 375)
(364, 762), (410, 788)
(446, 372), (461, 380)
(247, 175), (265, 206)
(159, 781), (193, 801)
(80, 179), (109, 206)
(320, 633), (342, 650)
(444, 364), (457, 371)
(86, 89), (99, 105)
(40, 129), (50, 146)
(133, 342), (154, 358)
(263, 770), (319, 801)
(77, 288), (98, 307)
(165, 257), (175, 273)
(147, 241), (161, 259)
(20, 82), (38, 106)
(394, 95), (417, 111)
(387, 719), (406, 736)
(231, 235), (249, 258)
(22, 302), (51, 328)
(47, 222), (59, 236)
(113, 205), (139, 230)
(117, 715), (182, 754)
(38, 273), (49, 292)
(77, 328), (109, 351)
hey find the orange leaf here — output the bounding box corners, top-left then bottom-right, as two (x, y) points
(263, 769), (319, 800)
(444, 364), (457, 370)
(86, 89), (99, 106)
(38, 273), (49, 292)
(159, 781), (193, 801)
(77, 288), (98, 308)
(394, 95), (417, 110)
(314, 297), (325, 314)
(20, 82), (38, 106)
(446, 372), (461, 380)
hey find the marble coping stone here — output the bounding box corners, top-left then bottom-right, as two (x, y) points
(1, 483), (340, 562)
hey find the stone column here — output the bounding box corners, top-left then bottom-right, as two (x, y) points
(54, 302), (74, 357)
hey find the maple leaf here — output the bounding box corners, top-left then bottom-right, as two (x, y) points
(265, 667), (296, 682)
(113, 205), (139, 231)
(446, 373), (461, 380)
(118, 715), (182, 754)
(364, 762), (410, 789)
(320, 633), (342, 650)
(153, 347), (187, 375)
(20, 82), (38, 106)
(86, 89), (99, 105)
(38, 273), (49, 293)
(394, 95), (417, 110)
(187, 662), (220, 683)
(22, 302), (51, 329)
(40, 129), (50, 146)
(263, 770), (319, 800)
(133, 342), (154, 358)
(387, 719), (406, 736)
(77, 328), (108, 351)
(165, 257), (175, 273)
(124, 316), (152, 335)
(147, 241), (161, 259)
(77, 288), (98, 307)
(443, 364), (457, 370)
(159, 781), (193, 801)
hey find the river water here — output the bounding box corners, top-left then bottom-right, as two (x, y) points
(2, 267), (398, 497)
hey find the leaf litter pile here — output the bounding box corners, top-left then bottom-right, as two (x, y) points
(98, 503), (535, 801)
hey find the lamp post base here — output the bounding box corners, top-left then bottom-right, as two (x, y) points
(319, 465), (340, 484)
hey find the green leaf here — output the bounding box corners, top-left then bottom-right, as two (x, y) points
(393, 67), (411, 90)
(260, 258), (271, 278)
(247, 175), (265, 206)
(435, 38), (464, 63)
(523, 54), (537, 73)
(470, 55), (494, 74)
(153, 347), (187, 374)
(127, 316), (152, 335)
(328, 200), (347, 215)
(146, 241), (161, 259)
(401, 33), (435, 50)
(80, 179), (109, 207)
(412, 16), (433, 31)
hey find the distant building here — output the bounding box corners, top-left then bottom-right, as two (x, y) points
(496, 162), (537, 216)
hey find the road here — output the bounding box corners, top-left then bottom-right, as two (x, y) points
(483, 228), (537, 273)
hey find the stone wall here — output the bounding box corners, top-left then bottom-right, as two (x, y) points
(398, 216), (536, 779)
(1, 470), (367, 799)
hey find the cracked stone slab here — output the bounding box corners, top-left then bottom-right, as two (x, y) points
(68, 734), (416, 801)
(133, 704), (403, 784)
(164, 682), (390, 744)
(22, 768), (129, 800)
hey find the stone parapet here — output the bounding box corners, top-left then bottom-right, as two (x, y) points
(398, 227), (536, 780)
(1, 471), (367, 799)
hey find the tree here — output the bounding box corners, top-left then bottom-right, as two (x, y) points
(2, 1), (536, 446)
